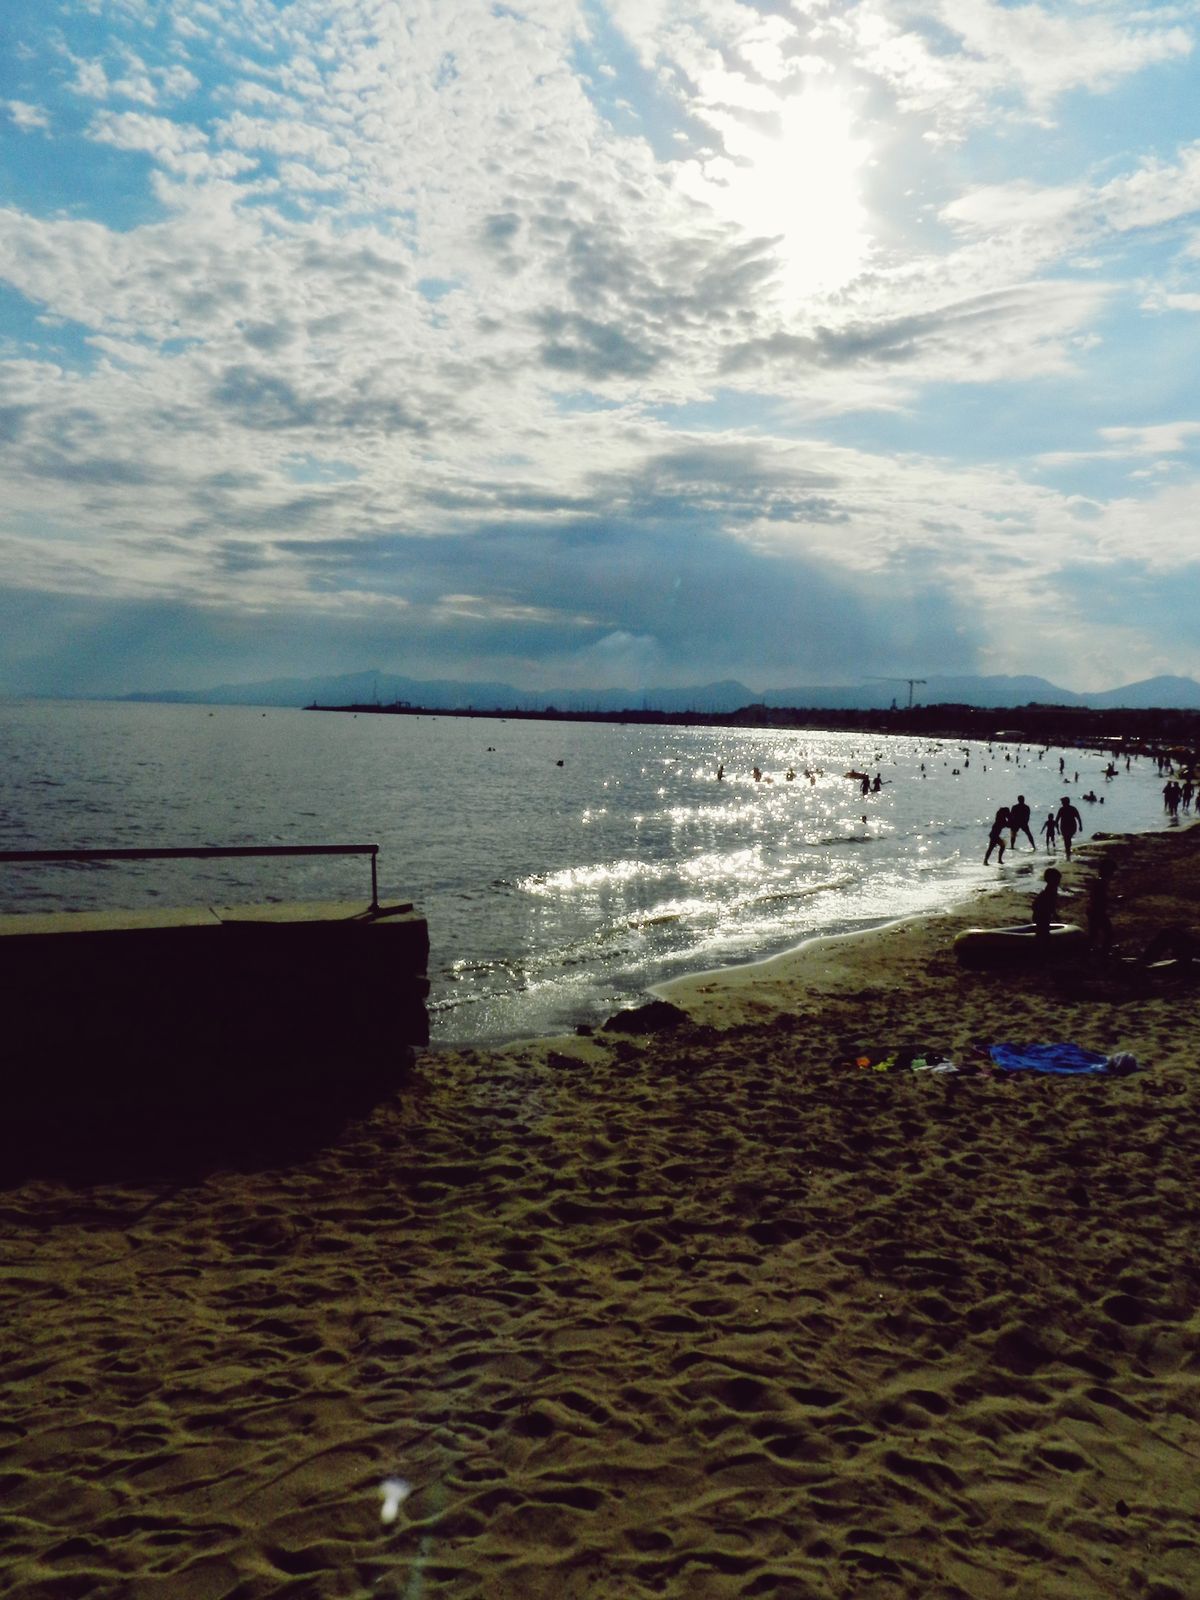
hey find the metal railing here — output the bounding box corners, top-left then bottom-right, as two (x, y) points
(0, 844), (381, 912)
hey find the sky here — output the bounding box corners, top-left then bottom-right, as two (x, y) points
(1, 0), (1199, 698)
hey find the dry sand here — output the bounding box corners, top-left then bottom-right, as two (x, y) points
(2, 826), (1198, 1599)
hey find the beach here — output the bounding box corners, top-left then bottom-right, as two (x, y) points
(2, 825), (1198, 1598)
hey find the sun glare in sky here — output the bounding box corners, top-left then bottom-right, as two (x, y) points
(680, 86), (872, 299)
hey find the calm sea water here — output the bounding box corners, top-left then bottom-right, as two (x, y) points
(0, 699), (1174, 1043)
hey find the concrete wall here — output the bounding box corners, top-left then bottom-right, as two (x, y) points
(0, 900), (430, 1118)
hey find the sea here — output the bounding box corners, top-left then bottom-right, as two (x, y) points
(0, 699), (1176, 1045)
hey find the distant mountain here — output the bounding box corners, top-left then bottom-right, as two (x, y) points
(115, 669), (1200, 713)
(769, 674), (1200, 710)
(1087, 676), (1200, 710)
(118, 671), (763, 713)
(759, 675), (1086, 711)
(904, 675), (1086, 709)
(121, 671), (533, 710)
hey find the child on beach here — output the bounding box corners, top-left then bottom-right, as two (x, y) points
(1087, 858), (1117, 957)
(1032, 867), (1062, 951)
(1040, 811), (1057, 851)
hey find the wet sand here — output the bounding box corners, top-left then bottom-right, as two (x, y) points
(2, 826), (1198, 1598)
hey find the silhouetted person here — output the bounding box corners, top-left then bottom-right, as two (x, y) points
(985, 806), (1010, 865)
(1009, 795), (1036, 850)
(1056, 795), (1083, 859)
(1040, 810), (1057, 851)
(1087, 858), (1116, 957)
(1032, 867), (1062, 951)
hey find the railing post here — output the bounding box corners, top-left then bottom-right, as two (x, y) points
(0, 844), (384, 911)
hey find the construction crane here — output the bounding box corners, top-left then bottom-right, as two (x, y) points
(868, 676), (927, 708)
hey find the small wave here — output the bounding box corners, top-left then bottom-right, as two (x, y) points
(427, 993), (469, 1014)
(681, 847), (762, 882)
(447, 956), (525, 981)
(747, 875), (855, 908)
(523, 856), (673, 894)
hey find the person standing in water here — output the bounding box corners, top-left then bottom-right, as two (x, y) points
(1009, 795), (1036, 850)
(1040, 810), (1057, 851)
(985, 806), (1011, 865)
(1056, 795), (1083, 860)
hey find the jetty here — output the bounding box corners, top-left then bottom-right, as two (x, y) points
(0, 846), (429, 1164)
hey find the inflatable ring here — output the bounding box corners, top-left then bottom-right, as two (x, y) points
(954, 922), (1087, 968)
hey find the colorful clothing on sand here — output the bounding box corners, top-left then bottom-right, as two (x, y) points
(839, 1043), (1139, 1076)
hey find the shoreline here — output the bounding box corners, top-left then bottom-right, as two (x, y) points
(478, 821), (1173, 1057)
(644, 829), (1126, 1037)
(3, 823), (1198, 1598)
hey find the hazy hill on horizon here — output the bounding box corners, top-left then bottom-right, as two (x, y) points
(111, 670), (1200, 713)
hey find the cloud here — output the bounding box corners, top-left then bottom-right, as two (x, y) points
(943, 142), (1200, 249)
(1098, 422), (1200, 456)
(5, 100), (50, 133)
(721, 281), (1114, 393)
(69, 59), (112, 101)
(848, 0), (1192, 142)
(88, 110), (210, 168)
(209, 365), (431, 436)
(534, 308), (665, 380)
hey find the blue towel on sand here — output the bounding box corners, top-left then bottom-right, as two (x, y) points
(989, 1042), (1136, 1075)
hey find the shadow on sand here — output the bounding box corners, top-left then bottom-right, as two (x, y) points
(0, 1052), (414, 1187)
